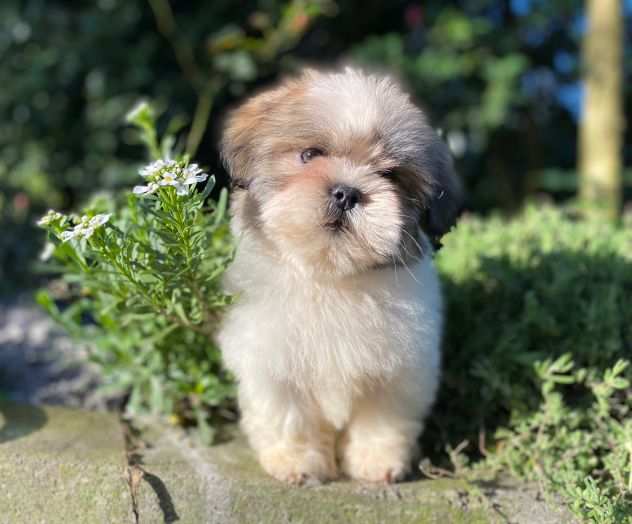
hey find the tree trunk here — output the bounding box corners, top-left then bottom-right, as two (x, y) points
(579, 0), (624, 221)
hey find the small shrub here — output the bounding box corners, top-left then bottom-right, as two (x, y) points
(486, 356), (632, 523)
(433, 206), (632, 522)
(37, 102), (235, 442)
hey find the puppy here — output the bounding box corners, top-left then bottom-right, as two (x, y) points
(218, 67), (461, 484)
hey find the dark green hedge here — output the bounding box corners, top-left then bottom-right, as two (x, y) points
(429, 205), (632, 458)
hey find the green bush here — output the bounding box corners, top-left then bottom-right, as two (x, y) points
(432, 206), (632, 522)
(37, 103), (235, 442)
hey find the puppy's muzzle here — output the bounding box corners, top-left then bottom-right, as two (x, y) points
(324, 184), (362, 231)
(330, 184), (361, 211)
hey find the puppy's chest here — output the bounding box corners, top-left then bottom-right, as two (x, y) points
(244, 274), (421, 384)
(265, 283), (388, 340)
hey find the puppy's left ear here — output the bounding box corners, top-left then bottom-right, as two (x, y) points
(220, 84), (289, 189)
(420, 138), (464, 249)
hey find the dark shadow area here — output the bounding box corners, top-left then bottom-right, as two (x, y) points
(0, 294), (117, 410)
(124, 421), (179, 524)
(423, 247), (632, 465)
(143, 472), (180, 523)
(0, 400), (48, 444)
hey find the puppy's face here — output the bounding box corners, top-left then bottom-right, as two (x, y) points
(222, 68), (461, 276)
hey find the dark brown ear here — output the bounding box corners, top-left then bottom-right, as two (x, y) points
(220, 85), (288, 189)
(420, 138), (463, 249)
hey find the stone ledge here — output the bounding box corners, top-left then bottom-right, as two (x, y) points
(0, 402), (578, 524)
(133, 421), (578, 524)
(0, 401), (132, 524)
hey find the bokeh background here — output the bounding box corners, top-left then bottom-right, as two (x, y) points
(1, 0), (631, 291)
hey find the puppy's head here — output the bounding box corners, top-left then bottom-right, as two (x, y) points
(221, 67), (462, 276)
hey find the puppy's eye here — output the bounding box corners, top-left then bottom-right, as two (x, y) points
(300, 148), (324, 164)
(377, 168), (395, 177)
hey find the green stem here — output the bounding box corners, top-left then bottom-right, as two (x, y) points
(186, 84), (217, 159)
(146, 0), (203, 89)
(161, 187), (215, 330)
(627, 440), (632, 492)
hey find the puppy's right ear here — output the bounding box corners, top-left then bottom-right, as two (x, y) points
(419, 138), (464, 250)
(220, 86), (287, 190)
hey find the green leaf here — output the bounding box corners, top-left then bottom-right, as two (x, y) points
(201, 175), (216, 201)
(213, 186), (229, 227)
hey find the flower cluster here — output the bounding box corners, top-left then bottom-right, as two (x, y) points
(37, 209), (65, 227)
(37, 160), (209, 246)
(133, 159), (208, 196)
(38, 210), (111, 243)
(59, 214), (111, 241)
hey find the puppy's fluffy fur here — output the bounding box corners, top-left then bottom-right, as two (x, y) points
(218, 67), (461, 484)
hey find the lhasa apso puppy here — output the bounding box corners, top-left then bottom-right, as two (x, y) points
(218, 67), (461, 484)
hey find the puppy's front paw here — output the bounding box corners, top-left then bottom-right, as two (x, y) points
(341, 443), (411, 483)
(259, 445), (337, 485)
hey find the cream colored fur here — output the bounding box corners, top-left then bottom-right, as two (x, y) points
(218, 231), (442, 483)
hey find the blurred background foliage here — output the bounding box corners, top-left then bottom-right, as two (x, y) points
(1, 0), (631, 290)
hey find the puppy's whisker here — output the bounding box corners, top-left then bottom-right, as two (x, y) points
(400, 228), (425, 258)
(396, 252), (421, 285)
(397, 211), (423, 225)
(397, 246), (423, 281)
(402, 195), (423, 205)
(399, 246), (423, 267)
(391, 253), (400, 285)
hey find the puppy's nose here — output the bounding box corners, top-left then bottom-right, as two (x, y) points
(330, 184), (361, 211)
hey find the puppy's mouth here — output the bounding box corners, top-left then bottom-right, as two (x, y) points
(322, 205), (350, 232)
(323, 218), (346, 231)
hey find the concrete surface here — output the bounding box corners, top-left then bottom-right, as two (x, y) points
(0, 401), (133, 524)
(0, 402), (578, 524)
(130, 420), (578, 524)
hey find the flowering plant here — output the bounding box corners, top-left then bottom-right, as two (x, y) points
(36, 102), (235, 441)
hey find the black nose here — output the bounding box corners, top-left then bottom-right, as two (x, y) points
(330, 184), (361, 211)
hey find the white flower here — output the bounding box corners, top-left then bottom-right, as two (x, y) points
(37, 209), (64, 227)
(82, 227), (96, 238)
(133, 182), (160, 195)
(183, 174), (208, 185)
(158, 172), (179, 186)
(184, 163), (202, 177)
(60, 229), (77, 242)
(89, 214), (111, 227)
(175, 173), (208, 196)
(183, 173), (208, 186)
(181, 163), (208, 186)
(139, 159), (177, 179)
(60, 213), (110, 242)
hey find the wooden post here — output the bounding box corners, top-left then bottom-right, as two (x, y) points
(579, 0), (624, 221)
